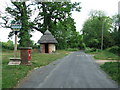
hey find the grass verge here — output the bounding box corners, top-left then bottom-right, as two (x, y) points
(94, 51), (120, 60)
(100, 62), (120, 85)
(86, 50), (120, 60)
(85, 49), (120, 85)
(2, 50), (69, 88)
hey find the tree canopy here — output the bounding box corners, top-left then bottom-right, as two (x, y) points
(1, 1), (82, 49)
(82, 10), (114, 49)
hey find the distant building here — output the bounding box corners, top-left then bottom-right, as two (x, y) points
(38, 30), (58, 53)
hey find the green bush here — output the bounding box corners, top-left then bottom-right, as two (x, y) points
(2, 40), (14, 50)
(95, 49), (101, 52)
(66, 48), (79, 51)
(85, 47), (96, 53)
(32, 43), (39, 49)
(85, 47), (101, 53)
(101, 62), (120, 84)
(106, 46), (119, 54)
(82, 43), (86, 50)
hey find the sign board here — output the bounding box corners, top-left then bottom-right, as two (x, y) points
(11, 20), (22, 31)
(8, 60), (21, 65)
(11, 24), (22, 29)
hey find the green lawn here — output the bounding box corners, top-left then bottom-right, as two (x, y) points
(94, 51), (120, 60)
(100, 62), (120, 85)
(2, 50), (70, 88)
(87, 50), (120, 60)
(85, 50), (120, 85)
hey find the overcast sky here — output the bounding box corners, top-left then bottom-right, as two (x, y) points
(0, 0), (119, 43)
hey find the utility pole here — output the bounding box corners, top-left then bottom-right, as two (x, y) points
(101, 19), (104, 50)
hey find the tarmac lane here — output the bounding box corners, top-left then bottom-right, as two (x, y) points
(18, 51), (118, 88)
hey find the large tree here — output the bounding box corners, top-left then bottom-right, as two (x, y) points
(2, 2), (34, 47)
(111, 14), (120, 54)
(32, 2), (81, 34)
(1, 1), (81, 48)
(55, 17), (83, 49)
(82, 10), (113, 49)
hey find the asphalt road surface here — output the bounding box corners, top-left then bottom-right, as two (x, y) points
(18, 51), (118, 88)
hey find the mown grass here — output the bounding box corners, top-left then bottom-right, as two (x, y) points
(2, 50), (70, 88)
(86, 50), (120, 60)
(100, 62), (120, 85)
(94, 51), (120, 60)
(86, 50), (120, 85)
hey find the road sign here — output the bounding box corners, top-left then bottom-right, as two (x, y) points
(11, 20), (22, 31)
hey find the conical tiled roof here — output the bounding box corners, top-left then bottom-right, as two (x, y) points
(38, 30), (58, 44)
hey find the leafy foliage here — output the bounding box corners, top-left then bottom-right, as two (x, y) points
(82, 10), (113, 49)
(66, 48), (79, 51)
(33, 2), (81, 34)
(2, 1), (82, 49)
(101, 62), (120, 84)
(106, 46), (119, 54)
(5, 2), (34, 47)
(1, 40), (14, 50)
(111, 14), (120, 55)
(85, 47), (99, 53)
(53, 17), (83, 49)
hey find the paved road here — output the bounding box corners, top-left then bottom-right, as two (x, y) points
(18, 51), (118, 88)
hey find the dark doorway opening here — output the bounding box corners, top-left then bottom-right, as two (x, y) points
(45, 44), (49, 53)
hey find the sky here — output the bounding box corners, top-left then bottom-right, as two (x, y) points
(0, 0), (119, 43)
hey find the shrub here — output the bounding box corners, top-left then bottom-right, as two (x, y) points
(2, 40), (14, 50)
(66, 48), (79, 51)
(32, 43), (39, 49)
(85, 47), (101, 53)
(85, 47), (96, 53)
(101, 62), (120, 84)
(82, 43), (86, 50)
(106, 46), (119, 54)
(95, 49), (101, 52)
